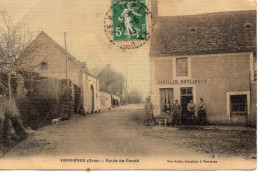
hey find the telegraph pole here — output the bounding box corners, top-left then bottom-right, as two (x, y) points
(64, 32), (70, 119)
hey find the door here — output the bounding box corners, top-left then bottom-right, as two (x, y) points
(180, 87), (193, 124)
(230, 95), (247, 125)
(160, 88), (174, 114)
(90, 85), (95, 112)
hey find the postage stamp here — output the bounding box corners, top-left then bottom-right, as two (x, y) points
(104, 0), (153, 49)
(112, 0), (147, 41)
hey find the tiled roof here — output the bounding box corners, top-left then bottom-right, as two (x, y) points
(150, 10), (256, 57)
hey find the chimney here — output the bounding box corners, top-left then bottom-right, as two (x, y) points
(151, 0), (158, 20)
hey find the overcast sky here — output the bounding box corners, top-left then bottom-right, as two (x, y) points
(0, 0), (256, 99)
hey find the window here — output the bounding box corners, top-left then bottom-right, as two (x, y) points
(180, 87), (193, 96)
(230, 95), (247, 115)
(176, 57), (188, 76)
(40, 61), (48, 69)
(160, 88), (174, 114)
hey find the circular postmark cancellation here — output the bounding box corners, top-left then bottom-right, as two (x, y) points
(104, 0), (153, 50)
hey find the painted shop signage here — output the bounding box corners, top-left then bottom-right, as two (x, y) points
(157, 79), (211, 85)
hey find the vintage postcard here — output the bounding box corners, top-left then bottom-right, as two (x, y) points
(0, 0), (257, 170)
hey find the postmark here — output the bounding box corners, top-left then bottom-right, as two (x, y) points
(104, 0), (153, 49)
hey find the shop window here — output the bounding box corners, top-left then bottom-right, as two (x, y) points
(230, 95), (247, 115)
(176, 57), (188, 76)
(160, 88), (174, 114)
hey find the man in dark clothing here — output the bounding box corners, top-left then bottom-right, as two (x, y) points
(145, 97), (154, 126)
(172, 99), (182, 126)
(198, 98), (206, 125)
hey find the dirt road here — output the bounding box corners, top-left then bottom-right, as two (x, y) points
(2, 104), (205, 158)
(1, 104), (256, 169)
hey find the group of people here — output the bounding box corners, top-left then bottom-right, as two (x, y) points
(172, 98), (206, 126)
(145, 97), (207, 127)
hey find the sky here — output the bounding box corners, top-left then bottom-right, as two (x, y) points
(0, 0), (256, 99)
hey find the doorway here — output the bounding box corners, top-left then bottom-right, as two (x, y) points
(180, 87), (193, 124)
(90, 85), (95, 112)
(230, 95), (248, 125)
(159, 88), (174, 114)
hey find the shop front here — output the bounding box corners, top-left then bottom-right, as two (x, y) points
(150, 53), (254, 126)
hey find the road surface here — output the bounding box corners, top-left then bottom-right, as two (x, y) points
(2, 104), (205, 158)
(0, 104), (256, 170)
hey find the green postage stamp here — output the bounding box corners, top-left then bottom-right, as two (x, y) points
(112, 0), (148, 41)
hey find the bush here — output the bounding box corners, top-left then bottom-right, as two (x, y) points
(127, 90), (143, 104)
(17, 76), (71, 130)
(0, 97), (25, 144)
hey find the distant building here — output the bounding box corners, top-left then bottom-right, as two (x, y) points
(150, 0), (256, 126)
(19, 31), (99, 113)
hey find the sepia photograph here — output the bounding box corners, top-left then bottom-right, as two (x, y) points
(0, 0), (257, 170)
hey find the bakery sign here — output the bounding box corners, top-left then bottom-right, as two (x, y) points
(157, 79), (211, 85)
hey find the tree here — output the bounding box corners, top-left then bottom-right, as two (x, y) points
(91, 65), (125, 97)
(0, 11), (33, 98)
(127, 90), (142, 104)
(0, 11), (33, 145)
(89, 65), (102, 77)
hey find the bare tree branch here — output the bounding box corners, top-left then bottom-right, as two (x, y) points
(0, 11), (36, 97)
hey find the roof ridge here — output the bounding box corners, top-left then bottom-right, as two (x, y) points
(159, 10), (256, 18)
(29, 31), (97, 78)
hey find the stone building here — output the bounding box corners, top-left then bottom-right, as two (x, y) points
(150, 0), (256, 126)
(19, 31), (100, 113)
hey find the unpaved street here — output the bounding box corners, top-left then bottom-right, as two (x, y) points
(1, 104), (256, 162)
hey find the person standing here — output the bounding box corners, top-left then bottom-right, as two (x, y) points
(145, 97), (154, 126)
(187, 100), (196, 120)
(172, 99), (182, 126)
(198, 98), (206, 125)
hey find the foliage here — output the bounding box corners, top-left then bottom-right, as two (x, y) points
(0, 97), (20, 118)
(127, 89), (142, 104)
(16, 72), (73, 129)
(0, 97), (21, 142)
(0, 11), (34, 98)
(91, 65), (125, 97)
(0, 11), (32, 74)
(17, 77), (60, 129)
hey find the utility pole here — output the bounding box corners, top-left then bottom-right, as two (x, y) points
(125, 61), (128, 105)
(64, 32), (70, 119)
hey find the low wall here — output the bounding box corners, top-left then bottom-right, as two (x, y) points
(99, 91), (112, 110)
